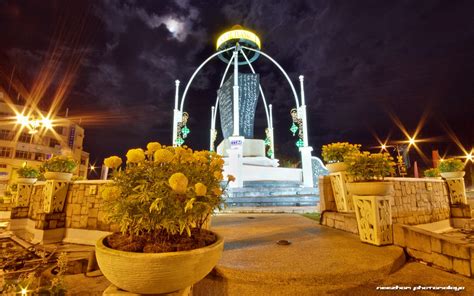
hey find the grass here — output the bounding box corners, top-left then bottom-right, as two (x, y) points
(300, 212), (321, 222)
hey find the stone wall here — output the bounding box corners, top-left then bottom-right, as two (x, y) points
(388, 178), (450, 225)
(64, 182), (119, 232)
(320, 176), (451, 231)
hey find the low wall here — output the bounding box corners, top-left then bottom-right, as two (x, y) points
(387, 177), (450, 225)
(8, 180), (114, 244)
(320, 177), (451, 231)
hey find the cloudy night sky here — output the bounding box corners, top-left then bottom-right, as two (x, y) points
(1, 0), (473, 168)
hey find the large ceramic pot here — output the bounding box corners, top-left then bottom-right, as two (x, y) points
(95, 232), (224, 294)
(16, 178), (37, 184)
(44, 172), (73, 181)
(440, 171), (465, 179)
(326, 162), (348, 173)
(347, 181), (393, 196)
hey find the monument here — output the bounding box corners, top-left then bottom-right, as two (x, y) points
(172, 25), (315, 190)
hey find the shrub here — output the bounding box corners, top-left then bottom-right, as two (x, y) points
(346, 151), (395, 182)
(102, 143), (231, 238)
(321, 142), (361, 163)
(424, 168), (440, 178)
(16, 165), (40, 178)
(438, 158), (464, 173)
(41, 155), (77, 173)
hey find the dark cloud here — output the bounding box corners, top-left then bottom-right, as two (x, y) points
(1, 0), (473, 165)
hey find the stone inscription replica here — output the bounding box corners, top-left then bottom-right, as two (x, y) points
(218, 73), (259, 139)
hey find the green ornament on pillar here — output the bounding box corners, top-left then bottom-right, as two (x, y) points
(290, 123), (298, 136)
(176, 137), (185, 146)
(296, 139), (304, 148)
(181, 125), (190, 138)
(264, 137), (271, 146)
(267, 149), (273, 157)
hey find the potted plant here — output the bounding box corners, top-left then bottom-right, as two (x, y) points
(322, 142), (361, 173)
(41, 155), (77, 181)
(438, 158), (465, 179)
(346, 151), (396, 196)
(423, 168), (441, 179)
(16, 165), (40, 184)
(96, 143), (231, 294)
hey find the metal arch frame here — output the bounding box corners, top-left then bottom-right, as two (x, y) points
(240, 45), (300, 108)
(179, 46), (236, 112)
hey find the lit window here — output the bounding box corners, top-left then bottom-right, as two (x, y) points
(15, 150), (30, 159)
(0, 147), (12, 158)
(18, 133), (32, 143)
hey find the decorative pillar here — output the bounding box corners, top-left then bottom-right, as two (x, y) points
(329, 172), (354, 212)
(13, 183), (33, 207)
(269, 104), (275, 159)
(172, 80), (181, 146)
(445, 177), (467, 204)
(232, 50), (239, 136)
(298, 75), (313, 187)
(43, 180), (70, 213)
(353, 195), (393, 246)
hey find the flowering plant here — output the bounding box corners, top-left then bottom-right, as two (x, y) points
(424, 168), (440, 178)
(16, 165), (40, 178)
(438, 158), (464, 173)
(346, 151), (395, 182)
(41, 155), (77, 173)
(321, 142), (361, 163)
(102, 142), (230, 252)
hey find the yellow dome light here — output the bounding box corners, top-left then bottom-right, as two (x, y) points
(216, 28), (261, 50)
(216, 25), (261, 64)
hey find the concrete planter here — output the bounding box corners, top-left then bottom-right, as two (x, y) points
(347, 181), (393, 196)
(12, 183), (33, 207)
(95, 232), (224, 294)
(353, 195), (392, 246)
(440, 171), (465, 179)
(329, 172), (354, 212)
(326, 162), (348, 173)
(44, 172), (73, 181)
(16, 178), (37, 184)
(43, 180), (70, 213)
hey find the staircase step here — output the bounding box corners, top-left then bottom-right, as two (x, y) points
(227, 187), (318, 197)
(242, 180), (303, 188)
(225, 195), (319, 207)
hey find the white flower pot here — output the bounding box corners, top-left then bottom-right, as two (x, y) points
(16, 178), (37, 184)
(347, 182), (393, 196)
(95, 232), (224, 294)
(326, 162), (348, 173)
(440, 171), (465, 179)
(44, 172), (73, 181)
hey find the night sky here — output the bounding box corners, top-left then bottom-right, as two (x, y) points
(1, 0), (473, 169)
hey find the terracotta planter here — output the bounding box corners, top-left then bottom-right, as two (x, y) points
(16, 178), (37, 184)
(326, 162), (348, 173)
(44, 172), (73, 181)
(440, 171), (465, 179)
(95, 232), (224, 294)
(347, 181), (393, 196)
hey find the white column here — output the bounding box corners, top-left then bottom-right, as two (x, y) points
(209, 106), (215, 151)
(269, 104), (275, 159)
(299, 75), (309, 146)
(172, 80), (180, 146)
(232, 50), (239, 136)
(298, 75), (313, 187)
(300, 146), (314, 187)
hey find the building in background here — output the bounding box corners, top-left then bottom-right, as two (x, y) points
(0, 98), (89, 195)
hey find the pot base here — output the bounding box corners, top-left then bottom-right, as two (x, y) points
(103, 284), (191, 296)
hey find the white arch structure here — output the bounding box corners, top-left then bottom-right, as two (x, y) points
(172, 45), (314, 187)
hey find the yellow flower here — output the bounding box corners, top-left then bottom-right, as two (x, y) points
(210, 157), (225, 168)
(103, 156), (122, 169)
(212, 187), (222, 196)
(213, 171), (223, 180)
(147, 142), (161, 153)
(194, 182), (207, 196)
(227, 174), (236, 182)
(154, 149), (174, 163)
(126, 148), (145, 163)
(169, 172), (188, 194)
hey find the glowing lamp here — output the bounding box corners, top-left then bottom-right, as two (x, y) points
(41, 117), (53, 129)
(16, 114), (29, 126)
(216, 25), (261, 64)
(408, 138), (416, 145)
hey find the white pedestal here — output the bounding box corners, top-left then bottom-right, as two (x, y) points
(227, 137), (244, 188)
(299, 146), (314, 187)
